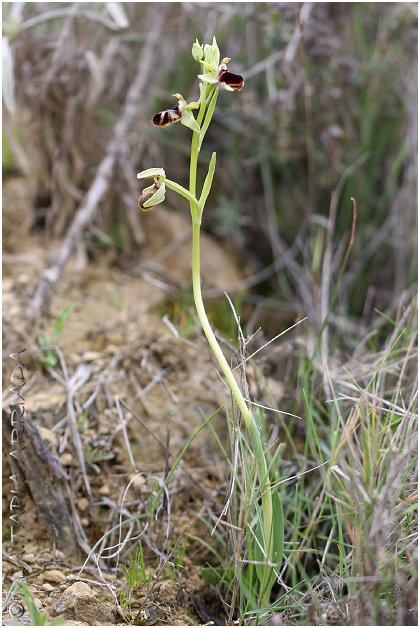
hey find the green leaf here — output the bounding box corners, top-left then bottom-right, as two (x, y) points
(48, 618), (67, 626)
(17, 582), (42, 623)
(53, 303), (75, 341)
(201, 565), (233, 587)
(201, 565), (223, 586)
(196, 152), (216, 222)
(38, 330), (50, 348)
(2, 582), (18, 611)
(40, 351), (59, 368)
(272, 490), (284, 571)
(254, 491), (284, 601)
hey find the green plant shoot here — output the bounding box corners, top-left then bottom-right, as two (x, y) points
(137, 37), (282, 607)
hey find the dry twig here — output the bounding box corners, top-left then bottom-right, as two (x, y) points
(30, 8), (165, 318)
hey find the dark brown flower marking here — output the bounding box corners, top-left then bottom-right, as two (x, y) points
(152, 107), (181, 127)
(218, 68), (244, 91)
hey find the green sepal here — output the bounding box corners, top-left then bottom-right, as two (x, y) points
(180, 108), (200, 134)
(142, 182), (166, 208)
(197, 72), (218, 84)
(199, 59), (218, 73)
(204, 36), (220, 67)
(137, 167), (165, 180)
(187, 100), (201, 110)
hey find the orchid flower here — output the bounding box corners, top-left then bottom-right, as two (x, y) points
(136, 167), (165, 211)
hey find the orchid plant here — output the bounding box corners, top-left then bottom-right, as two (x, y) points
(137, 37), (283, 608)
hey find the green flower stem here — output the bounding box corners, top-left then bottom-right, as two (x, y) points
(188, 100), (274, 605)
(188, 89), (209, 218)
(165, 179), (198, 210)
(192, 220), (273, 603)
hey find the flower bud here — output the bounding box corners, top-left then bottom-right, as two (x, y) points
(192, 39), (203, 62)
(204, 36), (220, 67)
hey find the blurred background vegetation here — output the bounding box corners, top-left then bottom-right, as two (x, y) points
(3, 2), (417, 334)
(2, 3), (417, 625)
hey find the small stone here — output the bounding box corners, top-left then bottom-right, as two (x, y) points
(51, 582), (114, 625)
(43, 583), (55, 592)
(83, 351), (101, 361)
(77, 498), (89, 512)
(60, 453), (73, 466)
(129, 474), (145, 488)
(98, 484), (110, 496)
(22, 553), (36, 563)
(17, 273), (31, 284)
(44, 570), (66, 583)
(81, 517), (89, 527)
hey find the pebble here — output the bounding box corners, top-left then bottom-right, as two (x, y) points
(43, 583), (55, 592)
(52, 582), (114, 625)
(77, 498), (89, 512)
(129, 474), (145, 488)
(83, 351), (101, 361)
(44, 569), (66, 583)
(22, 553), (36, 563)
(98, 484), (110, 496)
(60, 453), (73, 466)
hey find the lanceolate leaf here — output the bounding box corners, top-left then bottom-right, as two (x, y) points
(197, 152), (216, 221)
(254, 490), (284, 602)
(198, 87), (219, 151)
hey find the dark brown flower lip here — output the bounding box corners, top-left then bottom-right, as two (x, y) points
(138, 175), (163, 210)
(218, 69), (244, 91)
(138, 182), (159, 209)
(152, 106), (181, 127)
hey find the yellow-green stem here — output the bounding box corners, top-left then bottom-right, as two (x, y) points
(188, 90), (274, 605)
(191, 220), (273, 605)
